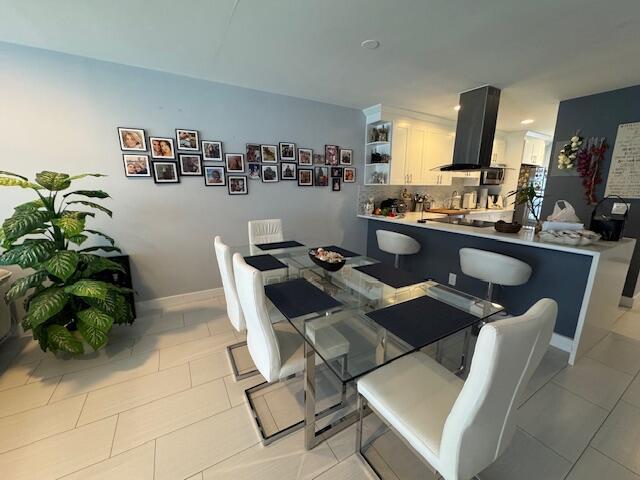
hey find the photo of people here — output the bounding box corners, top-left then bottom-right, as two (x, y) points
(261, 144), (278, 163)
(248, 163), (261, 179)
(281, 163), (297, 180)
(202, 141), (222, 161)
(298, 148), (312, 165)
(331, 167), (342, 178)
(150, 137), (176, 159)
(325, 145), (339, 165)
(152, 161), (179, 183)
(314, 166), (329, 186)
(261, 165), (278, 182)
(118, 127), (146, 151)
(332, 177), (341, 191)
(123, 155), (150, 177)
(179, 155), (203, 176)
(343, 167), (356, 183)
(339, 148), (353, 165)
(225, 153), (245, 172)
(279, 142), (296, 161)
(176, 129), (199, 151)
(298, 168), (313, 186)
(204, 166), (225, 186)
(246, 144), (261, 162)
(313, 153), (325, 165)
(228, 176), (248, 195)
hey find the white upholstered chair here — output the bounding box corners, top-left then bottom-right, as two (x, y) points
(376, 230), (421, 268)
(233, 252), (350, 444)
(356, 298), (557, 480)
(248, 218), (284, 245)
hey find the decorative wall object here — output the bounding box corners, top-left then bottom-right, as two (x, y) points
(557, 133), (582, 170)
(325, 145), (339, 165)
(261, 144), (278, 163)
(246, 143), (261, 162)
(343, 167), (356, 183)
(118, 127), (147, 151)
(262, 164), (278, 182)
(153, 161), (180, 183)
(176, 129), (199, 151)
(605, 122), (640, 198)
(298, 168), (313, 186)
(577, 137), (607, 204)
(315, 166), (329, 186)
(248, 163), (261, 179)
(202, 141), (223, 160)
(281, 163), (297, 180)
(279, 142), (296, 161)
(226, 153), (245, 172)
(150, 137), (176, 159)
(298, 148), (312, 165)
(204, 166), (225, 186)
(340, 148), (353, 165)
(331, 167), (342, 178)
(123, 154), (151, 177)
(228, 176), (248, 195)
(179, 154), (203, 176)
(313, 153), (325, 165)
(332, 177), (341, 191)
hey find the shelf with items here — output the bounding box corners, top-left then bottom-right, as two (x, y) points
(364, 163), (390, 185)
(366, 121), (392, 144)
(364, 118), (393, 185)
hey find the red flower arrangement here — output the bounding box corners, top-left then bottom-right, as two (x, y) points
(576, 138), (607, 204)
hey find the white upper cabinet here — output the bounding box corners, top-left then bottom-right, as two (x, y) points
(491, 138), (506, 165)
(522, 136), (547, 166)
(389, 123), (409, 185)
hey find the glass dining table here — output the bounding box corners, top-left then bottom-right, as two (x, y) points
(231, 239), (504, 449)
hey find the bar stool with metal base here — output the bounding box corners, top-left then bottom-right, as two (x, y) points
(376, 230), (421, 268)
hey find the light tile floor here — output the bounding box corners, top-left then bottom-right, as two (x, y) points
(0, 297), (640, 479)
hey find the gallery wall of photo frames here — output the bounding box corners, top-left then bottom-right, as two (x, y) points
(117, 127), (356, 195)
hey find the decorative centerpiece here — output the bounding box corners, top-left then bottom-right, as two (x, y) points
(557, 133), (583, 170)
(309, 248), (346, 272)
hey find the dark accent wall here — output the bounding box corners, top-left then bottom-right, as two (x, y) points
(366, 220), (593, 338)
(541, 85), (640, 297)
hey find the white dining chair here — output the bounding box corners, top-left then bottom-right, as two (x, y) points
(248, 218), (284, 245)
(356, 298), (557, 480)
(233, 252), (350, 445)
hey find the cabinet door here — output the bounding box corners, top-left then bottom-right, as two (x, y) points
(424, 128), (454, 181)
(406, 126), (426, 184)
(530, 139), (545, 166)
(389, 124), (408, 184)
(439, 172), (452, 186)
(522, 138), (534, 165)
(491, 139), (506, 165)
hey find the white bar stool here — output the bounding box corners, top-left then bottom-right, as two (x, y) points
(376, 230), (421, 268)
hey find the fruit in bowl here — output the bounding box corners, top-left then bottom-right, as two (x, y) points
(309, 248), (346, 272)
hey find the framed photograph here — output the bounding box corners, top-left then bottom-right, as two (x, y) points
(202, 141), (223, 161)
(298, 168), (313, 186)
(314, 166), (329, 186)
(279, 142), (296, 161)
(332, 177), (341, 191)
(281, 163), (297, 180)
(118, 127), (147, 151)
(343, 167), (356, 183)
(204, 166), (226, 186)
(152, 161), (179, 184)
(339, 148), (353, 165)
(225, 153), (245, 172)
(228, 176), (248, 195)
(325, 145), (339, 165)
(246, 144), (262, 163)
(261, 164), (279, 183)
(123, 154), (151, 177)
(150, 137), (176, 159)
(331, 167), (342, 178)
(261, 144), (278, 163)
(313, 153), (325, 165)
(179, 154), (203, 176)
(248, 163), (261, 180)
(176, 129), (199, 151)
(298, 148), (312, 165)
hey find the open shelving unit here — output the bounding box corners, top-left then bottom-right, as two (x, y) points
(364, 120), (392, 185)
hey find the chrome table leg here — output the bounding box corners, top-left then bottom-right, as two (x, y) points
(304, 339), (317, 450)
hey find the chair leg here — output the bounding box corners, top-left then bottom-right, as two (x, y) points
(340, 354), (349, 406)
(394, 254), (400, 269)
(226, 340), (259, 381)
(356, 394), (366, 455)
(455, 327), (472, 377)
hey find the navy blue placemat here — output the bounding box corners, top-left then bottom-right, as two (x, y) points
(366, 296), (479, 349)
(255, 240), (304, 250)
(244, 254), (288, 272)
(315, 245), (361, 258)
(265, 278), (342, 319)
(354, 263), (427, 289)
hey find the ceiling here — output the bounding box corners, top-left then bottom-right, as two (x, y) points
(2, 0), (640, 134)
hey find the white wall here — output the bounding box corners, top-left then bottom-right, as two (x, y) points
(0, 42), (366, 301)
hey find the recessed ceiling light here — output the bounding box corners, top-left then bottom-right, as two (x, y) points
(454, 105), (461, 111)
(361, 39), (380, 50)
(521, 119), (534, 125)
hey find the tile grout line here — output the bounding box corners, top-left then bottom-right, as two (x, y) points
(73, 393), (89, 428)
(109, 413), (120, 457)
(589, 443), (640, 478)
(46, 375), (63, 405)
(188, 361), (193, 388)
(153, 439), (157, 480)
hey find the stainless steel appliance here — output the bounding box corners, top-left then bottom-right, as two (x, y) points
(427, 217), (495, 228)
(481, 167), (505, 185)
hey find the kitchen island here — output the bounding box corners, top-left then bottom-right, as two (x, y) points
(359, 212), (636, 364)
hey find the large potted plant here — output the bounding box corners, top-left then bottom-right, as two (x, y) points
(0, 171), (134, 354)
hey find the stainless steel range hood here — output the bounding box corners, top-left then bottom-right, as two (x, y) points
(440, 85), (501, 171)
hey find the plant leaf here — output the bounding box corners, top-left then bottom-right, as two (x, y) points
(0, 240), (56, 268)
(25, 287), (69, 328)
(35, 171), (72, 191)
(52, 215), (85, 238)
(5, 271), (48, 303)
(68, 173), (107, 180)
(85, 291), (133, 325)
(47, 324), (84, 354)
(0, 176), (42, 189)
(77, 322), (109, 351)
(84, 230), (115, 245)
(68, 234), (88, 245)
(64, 279), (110, 300)
(80, 245), (122, 254)
(43, 251), (79, 281)
(14, 199), (46, 212)
(2, 209), (51, 241)
(63, 190), (110, 199)
(0, 171), (28, 181)
(66, 200), (112, 217)
(77, 307), (114, 331)
(81, 255), (125, 278)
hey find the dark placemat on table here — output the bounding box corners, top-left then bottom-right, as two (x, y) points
(315, 245), (361, 258)
(265, 278), (342, 319)
(243, 254), (288, 272)
(255, 240), (304, 250)
(354, 263), (427, 289)
(366, 296), (478, 349)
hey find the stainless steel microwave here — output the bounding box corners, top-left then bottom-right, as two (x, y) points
(481, 168), (505, 185)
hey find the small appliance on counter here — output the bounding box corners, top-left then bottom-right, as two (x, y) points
(462, 192), (477, 209)
(480, 167), (505, 185)
(590, 196), (628, 241)
(478, 188), (488, 209)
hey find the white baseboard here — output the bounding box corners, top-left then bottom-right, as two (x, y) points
(620, 291), (640, 309)
(550, 333), (573, 354)
(135, 288), (224, 314)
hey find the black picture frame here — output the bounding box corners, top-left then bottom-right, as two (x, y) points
(225, 153), (245, 173)
(117, 127), (147, 151)
(298, 168), (314, 186)
(343, 167), (356, 183)
(246, 143), (262, 163)
(281, 162), (297, 180)
(178, 154), (203, 176)
(325, 145), (339, 165)
(204, 166), (226, 186)
(339, 148), (353, 165)
(228, 176), (248, 195)
(175, 129), (199, 151)
(332, 177), (341, 191)
(152, 161), (180, 184)
(123, 154), (151, 177)
(314, 166), (329, 186)
(279, 142), (296, 161)
(202, 140), (223, 161)
(331, 167), (342, 178)
(248, 163), (261, 180)
(261, 144), (278, 163)
(298, 148), (313, 166)
(261, 164), (279, 183)
(149, 137), (176, 159)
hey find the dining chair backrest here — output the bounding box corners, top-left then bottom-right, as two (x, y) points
(248, 219), (284, 245)
(439, 298), (557, 480)
(213, 236), (244, 332)
(232, 253), (282, 383)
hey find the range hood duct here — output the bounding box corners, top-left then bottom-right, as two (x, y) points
(441, 85), (501, 171)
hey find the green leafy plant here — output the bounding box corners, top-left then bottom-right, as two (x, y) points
(0, 171), (134, 354)
(507, 183), (544, 225)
